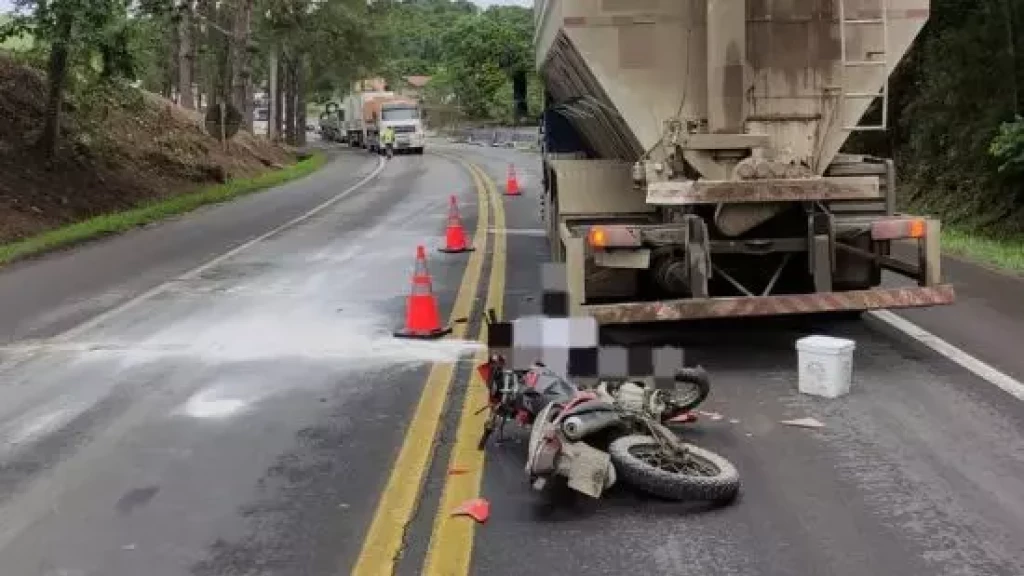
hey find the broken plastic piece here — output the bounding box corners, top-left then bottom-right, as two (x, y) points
(451, 498), (490, 523)
(781, 417), (825, 429)
(667, 412), (698, 424)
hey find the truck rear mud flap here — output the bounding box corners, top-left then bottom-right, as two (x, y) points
(582, 285), (955, 325)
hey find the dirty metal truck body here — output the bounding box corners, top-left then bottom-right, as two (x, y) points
(343, 88), (393, 149)
(534, 0), (953, 325)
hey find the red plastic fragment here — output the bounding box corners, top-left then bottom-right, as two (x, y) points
(668, 411), (698, 424)
(451, 498), (490, 523)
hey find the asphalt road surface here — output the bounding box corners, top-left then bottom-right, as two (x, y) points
(0, 142), (1022, 576)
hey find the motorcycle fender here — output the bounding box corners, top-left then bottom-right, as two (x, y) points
(526, 404), (560, 476)
(564, 442), (614, 499)
(529, 436), (561, 475)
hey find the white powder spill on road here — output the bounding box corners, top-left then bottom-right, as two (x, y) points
(0, 406), (80, 454)
(5, 307), (483, 371)
(138, 306), (482, 365)
(179, 390), (249, 419)
(0, 186), (487, 434)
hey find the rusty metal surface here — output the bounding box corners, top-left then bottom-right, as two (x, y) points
(584, 285), (956, 324)
(536, 0), (930, 175)
(647, 176), (882, 205)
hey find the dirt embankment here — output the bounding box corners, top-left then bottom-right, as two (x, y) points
(0, 53), (295, 244)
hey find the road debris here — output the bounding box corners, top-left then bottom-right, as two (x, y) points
(698, 410), (724, 421)
(667, 412), (698, 424)
(451, 498), (490, 523)
(780, 417), (826, 429)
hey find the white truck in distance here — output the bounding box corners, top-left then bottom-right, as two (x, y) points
(368, 98), (426, 156)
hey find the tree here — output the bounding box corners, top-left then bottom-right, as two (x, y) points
(258, 0), (379, 145)
(2, 0), (132, 158)
(176, 0), (195, 109)
(367, 1), (539, 124)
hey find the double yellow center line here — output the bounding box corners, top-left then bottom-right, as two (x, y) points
(352, 157), (506, 575)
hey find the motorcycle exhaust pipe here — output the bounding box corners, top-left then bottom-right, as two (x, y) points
(562, 411), (619, 441)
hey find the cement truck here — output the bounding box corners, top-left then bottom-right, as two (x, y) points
(534, 0), (954, 324)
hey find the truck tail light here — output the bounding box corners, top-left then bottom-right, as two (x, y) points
(586, 225), (642, 249)
(871, 218), (927, 240)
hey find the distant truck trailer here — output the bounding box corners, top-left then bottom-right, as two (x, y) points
(343, 89), (393, 148)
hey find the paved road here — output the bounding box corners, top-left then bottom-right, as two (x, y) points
(1, 143), (1023, 576)
(397, 144), (1024, 576)
(0, 146), (488, 576)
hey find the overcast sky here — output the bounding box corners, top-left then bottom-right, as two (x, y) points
(1, 0), (533, 12)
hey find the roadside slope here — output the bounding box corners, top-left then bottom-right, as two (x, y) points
(0, 53), (293, 245)
(0, 149), (381, 345)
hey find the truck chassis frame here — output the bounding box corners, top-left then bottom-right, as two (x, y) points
(541, 152), (955, 325)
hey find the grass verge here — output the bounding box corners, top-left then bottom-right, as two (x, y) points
(0, 151), (327, 266)
(943, 226), (1024, 274)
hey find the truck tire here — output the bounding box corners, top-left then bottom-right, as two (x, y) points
(608, 435), (740, 503)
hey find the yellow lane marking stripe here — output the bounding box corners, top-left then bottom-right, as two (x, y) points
(422, 160), (507, 576)
(351, 158), (492, 576)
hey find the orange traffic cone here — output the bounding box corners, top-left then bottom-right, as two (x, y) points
(394, 245), (452, 339)
(505, 164), (521, 196)
(438, 195), (474, 254)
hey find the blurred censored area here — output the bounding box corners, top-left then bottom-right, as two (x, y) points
(487, 263), (685, 385)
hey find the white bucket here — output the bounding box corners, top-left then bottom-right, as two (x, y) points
(796, 335), (856, 398)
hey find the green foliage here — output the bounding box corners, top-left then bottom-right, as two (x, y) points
(123, 11), (171, 94)
(258, 0), (380, 99)
(862, 0), (1024, 232)
(2, 0), (138, 85)
(0, 13), (36, 51)
(990, 116), (1024, 177)
(7, 0), (130, 64)
(372, 0), (539, 123)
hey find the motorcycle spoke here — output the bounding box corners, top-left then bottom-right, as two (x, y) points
(672, 384), (702, 409)
(630, 445), (721, 477)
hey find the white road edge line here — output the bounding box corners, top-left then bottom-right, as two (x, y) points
(55, 155), (387, 342)
(868, 310), (1024, 402)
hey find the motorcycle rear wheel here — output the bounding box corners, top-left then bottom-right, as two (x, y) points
(608, 435), (739, 503)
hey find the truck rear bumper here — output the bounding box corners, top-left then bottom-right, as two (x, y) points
(582, 285), (955, 325)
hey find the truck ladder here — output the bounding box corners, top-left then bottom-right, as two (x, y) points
(839, 0), (890, 131)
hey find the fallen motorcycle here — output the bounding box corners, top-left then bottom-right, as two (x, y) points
(476, 344), (740, 504)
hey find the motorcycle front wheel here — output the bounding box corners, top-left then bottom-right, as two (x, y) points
(670, 366), (711, 413)
(608, 435), (739, 503)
